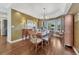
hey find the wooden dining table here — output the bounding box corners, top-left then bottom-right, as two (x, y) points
(22, 29), (43, 53)
(22, 29), (50, 53)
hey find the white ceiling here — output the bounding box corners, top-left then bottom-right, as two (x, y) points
(0, 3), (11, 15)
(0, 3), (72, 19)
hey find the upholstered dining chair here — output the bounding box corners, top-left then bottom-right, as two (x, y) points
(30, 33), (43, 54)
(42, 35), (50, 53)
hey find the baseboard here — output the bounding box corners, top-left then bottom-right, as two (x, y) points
(73, 47), (79, 55)
(7, 37), (29, 44)
(7, 38), (23, 44)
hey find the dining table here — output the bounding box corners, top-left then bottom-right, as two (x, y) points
(22, 29), (50, 53)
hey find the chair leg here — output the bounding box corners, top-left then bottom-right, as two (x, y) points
(42, 41), (43, 49)
(35, 44), (37, 54)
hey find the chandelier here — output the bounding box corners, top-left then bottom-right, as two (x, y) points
(43, 8), (46, 20)
(43, 8), (46, 29)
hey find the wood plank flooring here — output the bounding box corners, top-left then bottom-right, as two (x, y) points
(0, 35), (76, 55)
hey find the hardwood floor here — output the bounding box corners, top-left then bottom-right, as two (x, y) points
(46, 37), (75, 55)
(0, 35), (76, 55)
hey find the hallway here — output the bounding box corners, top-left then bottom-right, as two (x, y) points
(0, 35), (76, 55)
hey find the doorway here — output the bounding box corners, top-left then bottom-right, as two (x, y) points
(0, 21), (1, 35)
(0, 18), (7, 44)
(3, 20), (7, 36)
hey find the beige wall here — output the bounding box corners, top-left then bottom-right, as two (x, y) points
(68, 3), (79, 53)
(68, 3), (79, 15)
(11, 9), (42, 41)
(74, 13), (79, 53)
